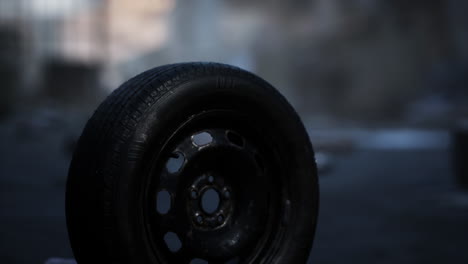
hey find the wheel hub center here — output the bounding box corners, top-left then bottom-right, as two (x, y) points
(188, 174), (232, 228)
(201, 188), (220, 214)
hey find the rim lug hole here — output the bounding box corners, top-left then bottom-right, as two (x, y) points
(208, 176), (214, 183)
(217, 215), (224, 223)
(223, 190), (231, 199)
(196, 215), (203, 224)
(190, 189), (198, 199)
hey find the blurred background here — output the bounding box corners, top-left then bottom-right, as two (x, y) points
(0, 0), (467, 263)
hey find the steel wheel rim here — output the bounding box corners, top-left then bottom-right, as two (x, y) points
(142, 110), (290, 263)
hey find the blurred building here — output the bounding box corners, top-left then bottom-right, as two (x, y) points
(0, 0), (467, 124)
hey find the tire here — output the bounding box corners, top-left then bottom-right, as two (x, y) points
(453, 123), (468, 189)
(66, 62), (319, 264)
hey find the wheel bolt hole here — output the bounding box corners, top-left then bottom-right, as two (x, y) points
(196, 215), (203, 224)
(224, 190), (231, 199)
(208, 175), (214, 183)
(190, 189), (198, 199)
(217, 214), (224, 223)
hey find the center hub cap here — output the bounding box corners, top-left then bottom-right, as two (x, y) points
(189, 174), (232, 228)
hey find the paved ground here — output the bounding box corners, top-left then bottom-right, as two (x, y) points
(309, 150), (468, 264)
(0, 114), (76, 264)
(0, 112), (467, 263)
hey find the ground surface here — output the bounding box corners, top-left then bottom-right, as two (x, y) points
(0, 113), (467, 264)
(309, 149), (468, 264)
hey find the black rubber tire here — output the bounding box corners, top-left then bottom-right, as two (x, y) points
(453, 124), (468, 189)
(66, 62), (319, 264)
